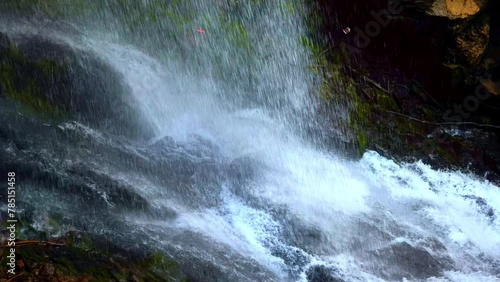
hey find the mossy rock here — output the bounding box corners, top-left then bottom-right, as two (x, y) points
(0, 216), (186, 281)
(0, 32), (155, 139)
(375, 92), (399, 111)
(0, 231), (186, 282)
(0, 42), (67, 120)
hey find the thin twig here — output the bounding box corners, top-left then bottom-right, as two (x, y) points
(360, 87), (373, 100)
(384, 110), (500, 129)
(409, 79), (442, 106)
(362, 76), (392, 93)
(396, 83), (410, 91)
(347, 65), (392, 93)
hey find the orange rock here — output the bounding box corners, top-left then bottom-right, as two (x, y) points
(428, 0), (486, 19)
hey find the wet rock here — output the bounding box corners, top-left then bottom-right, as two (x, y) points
(0, 230), (187, 282)
(271, 245), (310, 276)
(280, 218), (334, 256)
(306, 265), (345, 282)
(421, 237), (449, 254)
(370, 241), (453, 280)
(0, 32), (10, 52)
(148, 135), (178, 152)
(0, 31), (154, 140)
(228, 156), (258, 182)
(226, 156), (263, 200)
(425, 0), (486, 19)
(464, 195), (496, 220)
(148, 136), (225, 208)
(401, 0), (490, 70)
(169, 230), (279, 282)
(451, 14), (490, 67)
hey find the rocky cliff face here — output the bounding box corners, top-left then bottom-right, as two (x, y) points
(309, 0), (500, 182)
(314, 0), (498, 98)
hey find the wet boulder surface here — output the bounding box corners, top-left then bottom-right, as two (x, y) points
(0, 109), (278, 281)
(0, 27), (274, 280)
(0, 29), (154, 140)
(368, 241), (454, 280)
(306, 265), (346, 282)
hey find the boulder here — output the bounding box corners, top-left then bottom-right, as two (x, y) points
(0, 31), (154, 140)
(451, 13), (490, 67)
(306, 265), (345, 282)
(426, 0), (487, 19)
(369, 242), (453, 280)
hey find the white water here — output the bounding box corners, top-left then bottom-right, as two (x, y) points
(79, 38), (500, 281)
(13, 1), (498, 280)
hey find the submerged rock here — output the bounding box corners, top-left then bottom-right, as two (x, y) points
(464, 195), (496, 220)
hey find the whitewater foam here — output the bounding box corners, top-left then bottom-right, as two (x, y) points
(60, 10), (500, 281)
(93, 39), (499, 280)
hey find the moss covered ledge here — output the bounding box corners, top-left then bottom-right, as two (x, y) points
(0, 229), (188, 282)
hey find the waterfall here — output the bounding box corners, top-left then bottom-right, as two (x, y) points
(0, 1), (499, 281)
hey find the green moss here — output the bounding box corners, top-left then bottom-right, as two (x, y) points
(3, 43), (28, 63)
(74, 235), (94, 253)
(140, 251), (180, 277)
(376, 92), (398, 111)
(230, 21), (250, 50)
(85, 267), (114, 280)
(301, 30), (415, 158)
(356, 130), (368, 154)
(1, 0), (89, 18)
(54, 256), (79, 275)
(0, 222), (186, 281)
(304, 0), (324, 31)
(47, 217), (59, 229)
(122, 0), (193, 32)
(281, 2), (295, 14)
(300, 20), (374, 156)
(350, 98), (373, 155)
(7, 80), (61, 117)
(0, 43), (68, 120)
(300, 35), (322, 58)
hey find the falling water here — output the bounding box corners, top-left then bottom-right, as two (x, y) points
(1, 0), (499, 281)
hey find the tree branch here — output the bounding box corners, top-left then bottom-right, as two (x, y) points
(1, 240), (66, 248)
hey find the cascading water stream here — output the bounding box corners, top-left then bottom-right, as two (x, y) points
(1, 0), (499, 281)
